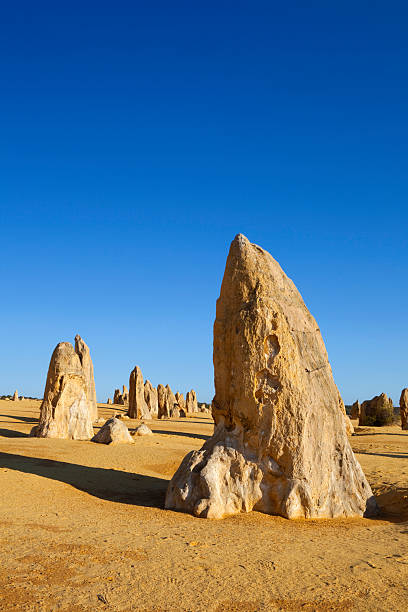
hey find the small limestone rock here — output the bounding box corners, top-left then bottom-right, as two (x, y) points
(134, 423), (153, 436)
(31, 339), (95, 440)
(107, 398), (112, 405)
(12, 390), (18, 401)
(165, 234), (377, 520)
(170, 406), (180, 418)
(400, 389), (408, 430)
(129, 366), (152, 419)
(91, 418), (133, 444)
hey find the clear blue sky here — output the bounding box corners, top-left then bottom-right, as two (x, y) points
(1, 1), (407, 405)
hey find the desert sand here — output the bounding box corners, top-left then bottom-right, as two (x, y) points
(1, 399), (408, 611)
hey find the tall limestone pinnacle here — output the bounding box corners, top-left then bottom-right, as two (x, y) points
(166, 234), (378, 519)
(31, 335), (96, 439)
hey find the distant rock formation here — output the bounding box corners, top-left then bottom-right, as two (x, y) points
(91, 417), (133, 444)
(166, 234), (377, 519)
(13, 390), (18, 401)
(107, 397), (112, 404)
(129, 366), (152, 419)
(31, 337), (95, 439)
(166, 384), (177, 414)
(350, 400), (360, 420)
(175, 392), (185, 412)
(144, 380), (158, 417)
(359, 393), (394, 427)
(399, 389), (408, 430)
(113, 389), (123, 404)
(157, 384), (169, 419)
(185, 390), (198, 413)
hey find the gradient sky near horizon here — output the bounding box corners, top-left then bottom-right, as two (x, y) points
(1, 1), (407, 405)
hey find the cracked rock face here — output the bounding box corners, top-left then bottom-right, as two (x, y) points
(165, 234), (377, 519)
(31, 339), (95, 440)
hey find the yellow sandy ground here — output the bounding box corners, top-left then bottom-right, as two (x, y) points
(0, 399), (407, 611)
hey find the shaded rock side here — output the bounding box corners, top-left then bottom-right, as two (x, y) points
(113, 389), (124, 405)
(400, 388), (408, 430)
(31, 341), (94, 440)
(128, 366), (152, 419)
(165, 234), (377, 520)
(74, 335), (98, 421)
(91, 417), (133, 444)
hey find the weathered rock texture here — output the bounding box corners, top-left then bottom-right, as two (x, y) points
(359, 393), (394, 427)
(165, 234), (377, 520)
(144, 380), (159, 417)
(399, 389), (408, 430)
(129, 366), (152, 419)
(351, 400), (360, 420)
(74, 335), (98, 421)
(31, 339), (95, 440)
(185, 390), (198, 413)
(91, 417), (133, 444)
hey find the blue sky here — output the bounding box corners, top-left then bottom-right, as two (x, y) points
(1, 1), (407, 404)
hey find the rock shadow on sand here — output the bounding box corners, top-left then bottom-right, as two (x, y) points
(152, 429), (211, 441)
(0, 413), (38, 424)
(0, 428), (29, 438)
(0, 452), (167, 508)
